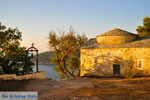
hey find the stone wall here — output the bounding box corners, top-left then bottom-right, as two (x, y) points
(0, 71), (45, 80)
(80, 48), (150, 76)
(96, 35), (137, 45)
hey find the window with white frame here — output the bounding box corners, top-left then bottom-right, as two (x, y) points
(137, 59), (144, 69)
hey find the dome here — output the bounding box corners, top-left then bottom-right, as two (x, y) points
(96, 28), (138, 45)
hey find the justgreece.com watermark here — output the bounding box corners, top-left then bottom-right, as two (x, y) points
(0, 92), (38, 100)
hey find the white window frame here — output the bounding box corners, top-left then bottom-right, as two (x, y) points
(137, 59), (144, 70)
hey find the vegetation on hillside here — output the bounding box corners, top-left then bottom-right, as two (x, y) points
(37, 51), (80, 64)
(0, 22), (33, 75)
(37, 51), (54, 64)
(136, 16), (150, 37)
(49, 26), (87, 79)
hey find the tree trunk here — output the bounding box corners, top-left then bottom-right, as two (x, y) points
(62, 70), (69, 79)
(62, 60), (75, 78)
(57, 62), (69, 79)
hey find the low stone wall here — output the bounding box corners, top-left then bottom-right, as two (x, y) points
(0, 71), (45, 80)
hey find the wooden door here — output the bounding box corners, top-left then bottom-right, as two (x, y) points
(113, 64), (120, 75)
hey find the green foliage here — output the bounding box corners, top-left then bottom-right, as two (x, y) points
(58, 72), (65, 79)
(0, 22), (33, 75)
(67, 55), (80, 71)
(54, 65), (64, 72)
(49, 26), (87, 79)
(136, 16), (150, 37)
(51, 56), (58, 64)
(74, 70), (80, 77)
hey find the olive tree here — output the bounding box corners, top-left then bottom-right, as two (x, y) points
(49, 26), (87, 79)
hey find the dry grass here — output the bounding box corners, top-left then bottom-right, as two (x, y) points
(1, 77), (150, 100)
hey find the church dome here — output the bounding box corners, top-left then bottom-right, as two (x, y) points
(96, 28), (138, 45)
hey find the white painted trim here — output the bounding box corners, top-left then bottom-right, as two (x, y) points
(137, 59), (144, 69)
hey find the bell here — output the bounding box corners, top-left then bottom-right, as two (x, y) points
(31, 53), (34, 58)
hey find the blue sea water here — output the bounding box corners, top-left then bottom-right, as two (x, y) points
(33, 64), (59, 80)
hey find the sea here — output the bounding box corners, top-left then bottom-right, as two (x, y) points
(33, 64), (59, 80)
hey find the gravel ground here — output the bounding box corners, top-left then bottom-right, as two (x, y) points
(1, 77), (150, 100)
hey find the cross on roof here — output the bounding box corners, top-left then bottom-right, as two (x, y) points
(31, 43), (34, 47)
(27, 43), (38, 51)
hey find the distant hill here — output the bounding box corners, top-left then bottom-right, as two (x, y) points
(35, 51), (80, 65)
(34, 51), (54, 64)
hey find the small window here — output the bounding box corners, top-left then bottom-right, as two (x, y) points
(137, 59), (144, 69)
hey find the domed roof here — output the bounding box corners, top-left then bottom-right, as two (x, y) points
(96, 28), (138, 45)
(97, 28), (137, 36)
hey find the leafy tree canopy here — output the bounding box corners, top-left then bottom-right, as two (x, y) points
(0, 22), (33, 75)
(49, 26), (87, 79)
(136, 16), (150, 37)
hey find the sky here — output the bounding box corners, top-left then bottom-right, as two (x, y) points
(0, 0), (150, 53)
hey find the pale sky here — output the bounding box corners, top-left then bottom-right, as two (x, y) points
(0, 0), (150, 52)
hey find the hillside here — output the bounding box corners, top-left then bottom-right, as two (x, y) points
(36, 51), (54, 64)
(36, 51), (80, 64)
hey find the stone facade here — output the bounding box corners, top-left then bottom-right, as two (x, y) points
(80, 28), (150, 77)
